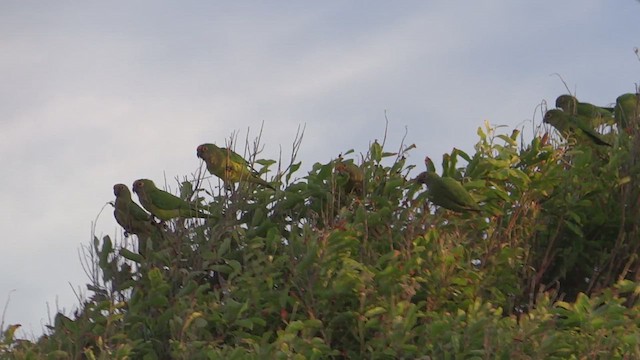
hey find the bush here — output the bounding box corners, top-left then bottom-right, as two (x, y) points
(3, 95), (640, 359)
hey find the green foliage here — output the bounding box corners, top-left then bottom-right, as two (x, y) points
(3, 91), (640, 358)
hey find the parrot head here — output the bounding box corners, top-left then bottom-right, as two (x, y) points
(132, 179), (153, 195)
(414, 171), (436, 186)
(196, 144), (215, 160)
(555, 95), (577, 112)
(113, 183), (129, 197)
(543, 109), (563, 127)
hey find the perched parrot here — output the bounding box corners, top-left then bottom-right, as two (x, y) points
(113, 184), (158, 237)
(334, 159), (364, 195)
(132, 179), (211, 221)
(555, 95), (614, 120)
(415, 157), (481, 213)
(614, 93), (640, 132)
(543, 109), (612, 147)
(196, 143), (275, 189)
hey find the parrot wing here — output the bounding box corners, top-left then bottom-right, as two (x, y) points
(437, 177), (481, 211)
(150, 190), (193, 210)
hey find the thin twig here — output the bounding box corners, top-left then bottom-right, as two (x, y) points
(0, 289), (16, 332)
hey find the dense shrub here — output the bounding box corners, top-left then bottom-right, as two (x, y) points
(3, 94), (640, 359)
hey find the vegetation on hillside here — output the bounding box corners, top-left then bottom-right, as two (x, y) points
(2, 92), (640, 359)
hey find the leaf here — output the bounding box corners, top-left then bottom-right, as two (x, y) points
(304, 319), (323, 328)
(235, 318), (254, 330)
(99, 236), (113, 267)
(370, 140), (383, 162)
(564, 220), (583, 237)
(46, 350), (70, 359)
(119, 248), (144, 263)
(497, 134), (517, 146)
(477, 126), (487, 141)
(228, 260), (242, 274)
(182, 312), (204, 333)
(256, 159), (277, 167)
(364, 307), (387, 318)
(217, 237), (231, 257)
(211, 264), (232, 274)
(180, 181), (194, 200)
(286, 162), (302, 183)
(285, 320), (305, 333)
(618, 176), (631, 186)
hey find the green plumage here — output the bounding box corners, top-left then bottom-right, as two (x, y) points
(197, 143), (274, 189)
(132, 179), (211, 221)
(113, 184), (157, 237)
(543, 109), (612, 147)
(614, 93), (640, 132)
(416, 158), (480, 213)
(555, 95), (614, 126)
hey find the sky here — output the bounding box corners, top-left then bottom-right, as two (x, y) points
(1, 1), (639, 338)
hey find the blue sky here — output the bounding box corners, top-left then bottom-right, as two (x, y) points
(1, 1), (639, 337)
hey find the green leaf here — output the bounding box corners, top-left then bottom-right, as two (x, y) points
(256, 159), (277, 167)
(370, 141), (383, 162)
(497, 134), (517, 146)
(303, 319), (323, 328)
(235, 318), (254, 330)
(211, 264), (232, 274)
(285, 321), (305, 333)
(286, 161), (302, 183)
(218, 237), (231, 257)
(120, 248), (144, 263)
(228, 260), (242, 274)
(364, 307), (387, 318)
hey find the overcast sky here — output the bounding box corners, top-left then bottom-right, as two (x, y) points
(1, 1), (639, 338)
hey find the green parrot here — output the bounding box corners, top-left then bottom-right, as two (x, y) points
(334, 158), (364, 195)
(132, 179), (211, 221)
(415, 157), (481, 213)
(196, 143), (275, 189)
(543, 109), (612, 147)
(614, 93), (640, 132)
(113, 184), (158, 237)
(555, 95), (614, 121)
